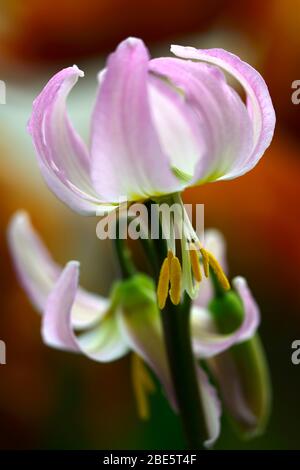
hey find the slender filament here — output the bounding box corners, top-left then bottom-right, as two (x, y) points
(189, 243), (202, 283)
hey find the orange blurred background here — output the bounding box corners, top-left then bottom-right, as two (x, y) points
(1, 0), (300, 449)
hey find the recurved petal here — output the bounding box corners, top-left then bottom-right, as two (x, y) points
(42, 261), (80, 351)
(8, 211), (109, 329)
(90, 37), (182, 201)
(150, 56), (253, 184)
(170, 46), (276, 179)
(28, 65), (113, 215)
(197, 366), (222, 448)
(8, 211), (60, 312)
(42, 261), (128, 361)
(191, 277), (260, 358)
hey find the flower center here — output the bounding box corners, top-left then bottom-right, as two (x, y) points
(155, 194), (230, 309)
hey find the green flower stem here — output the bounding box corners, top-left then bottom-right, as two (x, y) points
(113, 220), (136, 279)
(160, 294), (208, 449)
(114, 208), (208, 448)
(153, 232), (208, 449)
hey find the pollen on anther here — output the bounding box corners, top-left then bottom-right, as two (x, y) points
(200, 247), (210, 278)
(208, 252), (230, 291)
(169, 256), (182, 305)
(157, 257), (170, 310)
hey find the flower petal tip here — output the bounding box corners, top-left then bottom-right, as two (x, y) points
(8, 210), (30, 231)
(121, 37), (144, 48)
(7, 210), (32, 254)
(232, 276), (246, 289)
(66, 260), (80, 272)
(71, 64), (84, 78)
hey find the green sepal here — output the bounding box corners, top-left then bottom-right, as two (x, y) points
(111, 273), (156, 311)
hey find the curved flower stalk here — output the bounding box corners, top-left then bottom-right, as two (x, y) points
(8, 211), (262, 447)
(28, 37), (275, 308)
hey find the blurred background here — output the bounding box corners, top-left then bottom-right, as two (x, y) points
(1, 0), (300, 450)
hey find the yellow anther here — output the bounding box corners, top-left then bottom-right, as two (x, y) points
(131, 354), (155, 420)
(157, 256), (170, 310)
(200, 247), (210, 278)
(157, 251), (182, 308)
(189, 243), (202, 283)
(207, 252), (230, 291)
(169, 256), (182, 305)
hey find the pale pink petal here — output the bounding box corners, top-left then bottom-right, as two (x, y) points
(191, 277), (260, 358)
(8, 211), (108, 329)
(8, 211), (61, 312)
(150, 57), (253, 183)
(42, 261), (80, 351)
(169, 46), (276, 179)
(28, 66), (114, 215)
(197, 366), (222, 448)
(90, 37), (182, 201)
(148, 74), (205, 182)
(42, 261), (128, 361)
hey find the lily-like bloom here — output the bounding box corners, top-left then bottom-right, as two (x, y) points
(8, 211), (261, 446)
(28, 37), (275, 308)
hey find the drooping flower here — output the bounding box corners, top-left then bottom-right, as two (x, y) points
(8, 211), (261, 446)
(27, 37), (275, 309)
(191, 230), (271, 438)
(28, 38), (275, 213)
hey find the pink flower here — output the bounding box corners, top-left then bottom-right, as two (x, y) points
(9, 38), (274, 447)
(28, 37), (275, 215)
(8, 212), (261, 447)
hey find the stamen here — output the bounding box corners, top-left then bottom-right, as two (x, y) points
(189, 243), (202, 283)
(131, 354), (155, 420)
(169, 256), (182, 305)
(200, 247), (210, 278)
(157, 256), (170, 310)
(167, 249), (174, 269)
(207, 252), (230, 291)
